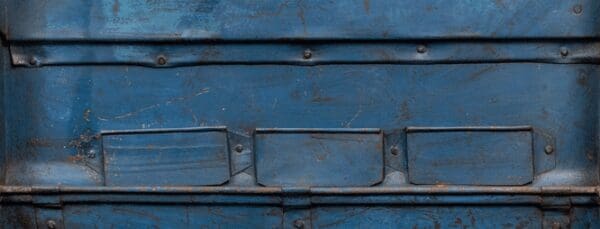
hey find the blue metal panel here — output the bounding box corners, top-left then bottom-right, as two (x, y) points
(406, 127), (533, 185)
(0, 0), (598, 228)
(63, 205), (283, 228)
(4, 0), (599, 41)
(311, 207), (543, 228)
(255, 128), (383, 187)
(102, 127), (230, 186)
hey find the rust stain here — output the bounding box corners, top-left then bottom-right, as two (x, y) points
(494, 0), (507, 9)
(468, 64), (497, 81)
(577, 72), (588, 87)
(515, 220), (530, 229)
(363, 0), (370, 14)
(113, 0), (120, 15)
(26, 138), (52, 147)
(296, 0), (307, 34)
(248, 0), (291, 18)
(400, 100), (411, 120)
(311, 96), (334, 103)
(67, 155), (84, 163)
(454, 217), (463, 225)
(113, 207), (161, 222)
(199, 45), (221, 61)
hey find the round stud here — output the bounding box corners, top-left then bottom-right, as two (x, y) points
(559, 47), (569, 57)
(293, 220), (305, 229)
(157, 56), (167, 65)
(46, 220), (57, 229)
(416, 44), (427, 54)
(303, 49), (312, 59)
(573, 4), (583, 15)
(390, 146), (400, 156)
(234, 144), (244, 153)
(544, 145), (554, 154)
(29, 57), (39, 66)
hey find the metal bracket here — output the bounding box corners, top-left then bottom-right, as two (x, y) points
(541, 195), (571, 229)
(540, 196), (571, 210)
(281, 186), (311, 208)
(31, 187), (62, 208)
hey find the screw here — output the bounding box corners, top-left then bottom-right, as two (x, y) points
(293, 220), (305, 229)
(573, 4), (583, 14)
(390, 146), (399, 156)
(234, 144), (244, 153)
(416, 44), (427, 54)
(303, 49), (312, 59)
(46, 220), (57, 229)
(157, 56), (167, 65)
(544, 145), (554, 154)
(29, 57), (39, 66)
(559, 47), (569, 57)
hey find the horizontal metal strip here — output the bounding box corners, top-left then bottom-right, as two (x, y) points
(100, 126), (228, 135)
(10, 41), (600, 67)
(3, 0), (597, 40)
(2, 194), (597, 206)
(1, 186), (596, 195)
(405, 125), (533, 132)
(255, 128), (381, 134)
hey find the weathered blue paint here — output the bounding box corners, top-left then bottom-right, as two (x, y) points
(0, 0), (598, 228)
(102, 127), (230, 186)
(407, 128), (533, 185)
(4, 0), (600, 41)
(255, 128), (383, 187)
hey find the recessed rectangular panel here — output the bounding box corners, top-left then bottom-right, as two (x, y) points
(102, 128), (229, 186)
(312, 207), (542, 228)
(407, 127), (533, 185)
(255, 128), (383, 187)
(64, 205), (282, 228)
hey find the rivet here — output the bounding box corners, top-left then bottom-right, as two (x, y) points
(416, 44), (427, 54)
(293, 219), (305, 229)
(573, 4), (583, 14)
(157, 56), (167, 65)
(29, 56), (39, 66)
(560, 47), (569, 57)
(303, 49), (312, 59)
(87, 149), (97, 159)
(46, 220), (57, 229)
(544, 145), (554, 154)
(234, 144), (244, 153)
(390, 146), (400, 156)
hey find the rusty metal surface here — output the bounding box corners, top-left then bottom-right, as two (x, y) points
(0, 0), (599, 228)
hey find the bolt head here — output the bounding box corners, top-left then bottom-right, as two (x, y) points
(234, 144), (244, 153)
(416, 45), (427, 54)
(157, 56), (167, 65)
(573, 4), (583, 14)
(544, 145), (554, 154)
(390, 146), (399, 156)
(293, 220), (305, 229)
(303, 49), (312, 59)
(29, 57), (39, 66)
(46, 220), (57, 229)
(559, 47), (569, 57)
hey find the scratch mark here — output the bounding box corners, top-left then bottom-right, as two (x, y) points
(271, 98), (279, 110)
(297, 0), (307, 34)
(344, 105), (363, 127)
(100, 88), (210, 120)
